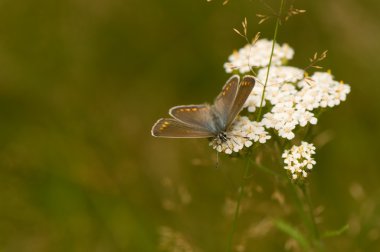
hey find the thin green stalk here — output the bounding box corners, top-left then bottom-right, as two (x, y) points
(301, 184), (324, 251)
(248, 157), (286, 179)
(257, 0), (285, 121)
(227, 1), (286, 251)
(289, 183), (312, 232)
(227, 158), (251, 252)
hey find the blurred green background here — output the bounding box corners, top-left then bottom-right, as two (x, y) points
(0, 0), (379, 251)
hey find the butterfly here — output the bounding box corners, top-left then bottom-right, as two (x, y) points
(151, 75), (255, 147)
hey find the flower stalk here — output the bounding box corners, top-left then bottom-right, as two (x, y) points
(227, 1), (285, 250)
(257, 0), (285, 121)
(300, 184), (324, 251)
(227, 158), (251, 252)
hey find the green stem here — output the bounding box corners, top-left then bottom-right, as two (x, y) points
(248, 157), (286, 179)
(227, 158), (251, 252)
(301, 184), (324, 251)
(257, 0), (285, 121)
(226, 1), (286, 251)
(289, 183), (311, 230)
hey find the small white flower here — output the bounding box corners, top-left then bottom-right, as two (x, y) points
(210, 116), (271, 154)
(244, 84), (266, 113)
(297, 72), (351, 110)
(258, 70), (349, 140)
(278, 124), (296, 140)
(282, 142), (316, 181)
(224, 39), (294, 74)
(294, 110), (318, 127)
(257, 66), (304, 86)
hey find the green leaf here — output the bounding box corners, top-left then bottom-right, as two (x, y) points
(322, 224), (349, 238)
(275, 219), (311, 250)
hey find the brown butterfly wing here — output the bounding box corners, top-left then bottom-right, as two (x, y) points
(225, 75), (255, 126)
(169, 105), (216, 133)
(213, 75), (240, 127)
(151, 118), (214, 138)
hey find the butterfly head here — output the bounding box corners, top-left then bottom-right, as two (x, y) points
(211, 131), (231, 150)
(216, 131), (228, 143)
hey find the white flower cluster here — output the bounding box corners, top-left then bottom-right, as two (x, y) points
(210, 116), (271, 154)
(296, 72), (351, 109)
(245, 66), (305, 113)
(217, 38), (350, 155)
(260, 70), (350, 139)
(282, 142), (316, 180)
(224, 39), (294, 74)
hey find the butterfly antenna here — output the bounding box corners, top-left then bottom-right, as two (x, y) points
(231, 133), (250, 141)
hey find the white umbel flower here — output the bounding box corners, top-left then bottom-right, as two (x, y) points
(257, 66), (304, 87)
(258, 70), (348, 140)
(214, 38), (351, 154)
(296, 72), (351, 110)
(244, 66), (304, 112)
(224, 39), (294, 74)
(210, 116), (271, 154)
(282, 142), (316, 180)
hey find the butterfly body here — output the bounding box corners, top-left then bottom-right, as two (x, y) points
(151, 75), (255, 146)
(209, 108), (226, 133)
